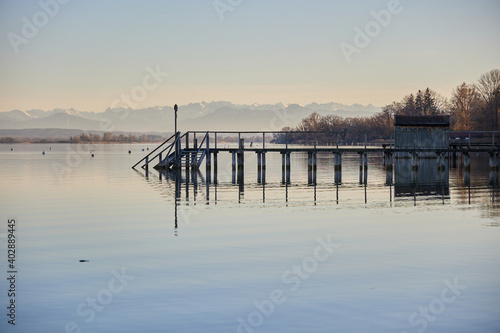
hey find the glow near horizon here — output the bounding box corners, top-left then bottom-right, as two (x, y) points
(0, 0), (499, 113)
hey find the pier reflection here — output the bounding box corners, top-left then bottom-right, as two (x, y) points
(135, 153), (500, 209)
(394, 156), (450, 199)
(133, 152), (500, 234)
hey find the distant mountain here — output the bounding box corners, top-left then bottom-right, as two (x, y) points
(0, 101), (381, 132)
(0, 128), (168, 139)
(0, 113), (101, 130)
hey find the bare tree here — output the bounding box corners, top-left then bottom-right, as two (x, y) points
(475, 69), (500, 130)
(450, 82), (480, 130)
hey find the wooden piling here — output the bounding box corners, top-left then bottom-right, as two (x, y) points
(385, 151), (393, 173)
(411, 151), (419, 171)
(489, 151), (498, 172)
(463, 151), (470, 172)
(257, 152), (262, 184)
(205, 134), (211, 177)
(232, 151), (236, 184)
(464, 151), (470, 185)
(363, 152), (368, 184)
(358, 151), (363, 184)
(452, 147), (457, 168)
(238, 139), (244, 171)
(334, 151), (342, 184)
(213, 152), (218, 183)
(281, 152), (286, 184)
(312, 151), (317, 171)
(286, 152), (291, 184)
(308, 152), (313, 174)
(261, 152), (266, 184)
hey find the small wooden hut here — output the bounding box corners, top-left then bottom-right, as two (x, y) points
(394, 115), (450, 153)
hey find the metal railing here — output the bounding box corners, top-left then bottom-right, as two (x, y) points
(132, 133), (176, 169)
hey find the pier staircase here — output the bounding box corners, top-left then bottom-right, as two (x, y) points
(133, 132), (208, 170)
(156, 147), (206, 169)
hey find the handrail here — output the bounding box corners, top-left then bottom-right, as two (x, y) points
(132, 133), (176, 169)
(194, 132), (208, 166)
(151, 132), (188, 166)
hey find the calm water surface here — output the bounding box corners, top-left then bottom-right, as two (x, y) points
(0, 143), (499, 333)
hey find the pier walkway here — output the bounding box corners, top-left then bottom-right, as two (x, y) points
(133, 130), (500, 185)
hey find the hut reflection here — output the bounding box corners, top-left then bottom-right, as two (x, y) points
(394, 155), (449, 198)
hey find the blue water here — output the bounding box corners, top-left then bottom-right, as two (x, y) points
(0, 143), (499, 333)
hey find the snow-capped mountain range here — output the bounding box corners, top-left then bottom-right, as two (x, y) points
(0, 101), (380, 132)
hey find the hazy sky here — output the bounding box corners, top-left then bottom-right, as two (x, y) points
(0, 0), (499, 112)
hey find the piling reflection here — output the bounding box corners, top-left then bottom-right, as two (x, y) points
(394, 156), (449, 198)
(137, 152), (500, 209)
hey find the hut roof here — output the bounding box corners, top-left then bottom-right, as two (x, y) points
(394, 115), (450, 127)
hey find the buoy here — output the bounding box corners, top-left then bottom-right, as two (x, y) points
(91, 154), (94, 158)
(142, 149), (144, 151)
(11, 148), (13, 151)
(79, 260), (89, 262)
(147, 147), (149, 150)
(128, 150), (131, 154)
(42, 151), (45, 155)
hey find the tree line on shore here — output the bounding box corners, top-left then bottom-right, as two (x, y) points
(273, 69), (500, 144)
(69, 132), (163, 143)
(0, 132), (164, 144)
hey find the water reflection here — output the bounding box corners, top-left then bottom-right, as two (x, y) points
(134, 153), (500, 229)
(144, 158), (455, 205)
(394, 157), (450, 198)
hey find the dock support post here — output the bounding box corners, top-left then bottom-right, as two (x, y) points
(452, 147), (457, 168)
(281, 152), (286, 184)
(191, 137), (198, 168)
(287, 153), (291, 184)
(464, 151), (470, 185)
(257, 152), (262, 184)
(312, 151), (317, 184)
(385, 166), (393, 186)
(185, 166), (190, 201)
(238, 138), (244, 170)
(232, 151), (236, 184)
(358, 151), (363, 184)
(213, 152), (218, 183)
(145, 156), (149, 172)
(308, 152), (313, 185)
(386, 151), (393, 172)
(464, 151), (470, 171)
(262, 152), (266, 184)
(334, 151), (342, 184)
(490, 151), (499, 186)
(363, 152), (368, 184)
(185, 132), (189, 149)
(237, 139), (244, 185)
(489, 151), (498, 172)
(205, 134), (211, 183)
(411, 151), (419, 171)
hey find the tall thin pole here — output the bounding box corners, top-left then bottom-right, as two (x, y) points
(174, 104), (178, 136)
(174, 104), (178, 161)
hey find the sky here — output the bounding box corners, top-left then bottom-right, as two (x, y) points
(0, 0), (499, 113)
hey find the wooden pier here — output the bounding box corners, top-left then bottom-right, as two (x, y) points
(133, 130), (500, 187)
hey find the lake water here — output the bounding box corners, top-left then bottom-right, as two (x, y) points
(1, 143), (499, 333)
